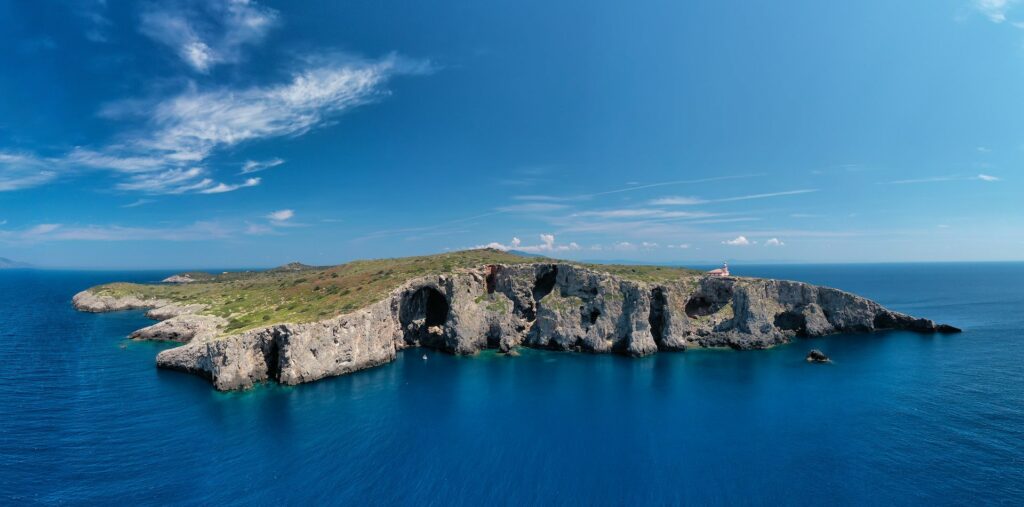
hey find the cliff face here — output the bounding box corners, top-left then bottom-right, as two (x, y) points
(73, 263), (959, 391)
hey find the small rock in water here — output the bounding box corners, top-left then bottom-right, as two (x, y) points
(806, 349), (830, 363)
(505, 349), (520, 357)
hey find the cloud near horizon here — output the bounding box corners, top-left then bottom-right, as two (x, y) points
(0, 221), (233, 242)
(477, 234), (580, 253)
(723, 235), (752, 246)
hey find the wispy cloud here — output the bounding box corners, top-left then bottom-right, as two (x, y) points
(495, 203), (569, 213)
(199, 177), (261, 194)
(140, 0), (278, 72)
(0, 152), (58, 191)
(19, 54), (427, 195)
(572, 209), (717, 219)
(974, 0), (1017, 23)
(513, 175), (761, 204)
(648, 196), (704, 205)
(650, 189), (818, 206)
(0, 221), (233, 242)
(122, 198), (156, 208)
(241, 158), (285, 174)
(883, 175), (960, 184)
(764, 237), (784, 247)
(73, 0), (111, 42)
(882, 174), (1001, 184)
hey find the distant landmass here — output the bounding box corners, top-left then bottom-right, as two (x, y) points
(0, 257), (31, 269)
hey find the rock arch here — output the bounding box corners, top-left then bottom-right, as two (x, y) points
(399, 286), (450, 348)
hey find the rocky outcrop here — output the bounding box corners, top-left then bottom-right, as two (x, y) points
(130, 314), (226, 342)
(806, 349), (830, 363)
(72, 291), (169, 313)
(161, 274), (196, 283)
(74, 263), (960, 391)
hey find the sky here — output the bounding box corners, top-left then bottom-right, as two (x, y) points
(0, 0), (1021, 268)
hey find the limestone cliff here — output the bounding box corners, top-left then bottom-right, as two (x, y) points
(72, 262), (959, 391)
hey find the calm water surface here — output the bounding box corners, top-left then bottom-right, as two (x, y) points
(1, 263), (1022, 505)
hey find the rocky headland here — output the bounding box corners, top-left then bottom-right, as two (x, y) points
(71, 250), (960, 391)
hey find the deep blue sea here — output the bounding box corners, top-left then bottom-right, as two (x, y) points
(1, 263), (1022, 505)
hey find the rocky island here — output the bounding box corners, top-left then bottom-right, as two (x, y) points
(72, 249), (959, 391)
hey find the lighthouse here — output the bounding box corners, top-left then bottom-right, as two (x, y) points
(706, 262), (730, 277)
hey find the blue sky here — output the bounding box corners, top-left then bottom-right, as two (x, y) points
(0, 0), (1021, 268)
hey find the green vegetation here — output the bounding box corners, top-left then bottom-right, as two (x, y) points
(540, 291), (584, 315)
(90, 249), (700, 335)
(576, 262), (702, 283)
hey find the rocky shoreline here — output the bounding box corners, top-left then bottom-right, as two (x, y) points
(72, 262), (960, 391)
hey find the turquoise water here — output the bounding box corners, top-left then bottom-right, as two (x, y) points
(1, 264), (1022, 505)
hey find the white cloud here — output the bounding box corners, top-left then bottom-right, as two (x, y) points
(116, 167), (212, 194)
(25, 224), (61, 236)
(244, 223), (276, 235)
(477, 234), (580, 253)
(723, 235), (752, 246)
(614, 241), (636, 251)
(135, 55), (417, 167)
(977, 173), (1001, 181)
(140, 0), (278, 72)
(0, 152), (58, 191)
(122, 198), (156, 208)
(764, 238), (785, 247)
(641, 241), (658, 249)
(16, 54), (426, 195)
(198, 177), (261, 194)
(974, 0), (1016, 23)
(241, 158), (284, 174)
(266, 209), (294, 222)
(667, 243), (690, 249)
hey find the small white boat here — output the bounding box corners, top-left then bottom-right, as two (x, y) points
(422, 354), (428, 361)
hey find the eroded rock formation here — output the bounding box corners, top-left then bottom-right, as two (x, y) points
(72, 263), (960, 391)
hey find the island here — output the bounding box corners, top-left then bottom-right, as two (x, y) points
(71, 249), (960, 391)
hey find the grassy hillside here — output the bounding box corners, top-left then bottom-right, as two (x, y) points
(89, 249), (701, 335)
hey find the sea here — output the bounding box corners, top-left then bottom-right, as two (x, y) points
(1, 263), (1022, 505)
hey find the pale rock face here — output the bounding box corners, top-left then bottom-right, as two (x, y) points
(145, 303), (207, 321)
(75, 263), (959, 391)
(72, 291), (169, 313)
(130, 314), (226, 342)
(161, 275), (196, 283)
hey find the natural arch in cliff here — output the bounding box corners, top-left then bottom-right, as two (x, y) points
(400, 286), (450, 347)
(532, 266), (558, 301)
